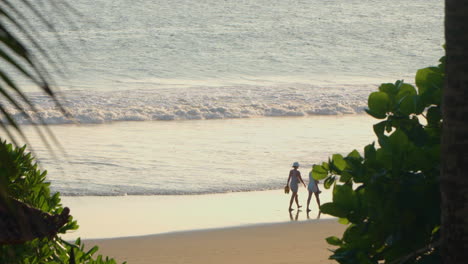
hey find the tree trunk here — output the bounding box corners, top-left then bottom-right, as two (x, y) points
(0, 198), (70, 245)
(441, 0), (468, 262)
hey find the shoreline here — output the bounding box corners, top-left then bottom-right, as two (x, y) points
(61, 189), (333, 240)
(85, 217), (334, 241)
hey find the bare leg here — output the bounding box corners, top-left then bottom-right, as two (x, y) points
(314, 192), (321, 208)
(295, 194), (301, 208)
(289, 192), (297, 211)
(307, 191), (312, 212)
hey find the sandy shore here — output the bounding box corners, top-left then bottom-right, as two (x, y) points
(62, 190), (343, 263)
(61, 189), (333, 240)
(85, 219), (345, 264)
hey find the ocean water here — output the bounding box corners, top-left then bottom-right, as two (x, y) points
(6, 0), (443, 196)
(28, 116), (375, 196)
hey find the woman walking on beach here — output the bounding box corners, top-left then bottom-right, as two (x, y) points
(287, 162), (306, 211)
(306, 166), (321, 212)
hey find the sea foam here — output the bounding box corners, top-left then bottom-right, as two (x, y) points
(6, 83), (374, 125)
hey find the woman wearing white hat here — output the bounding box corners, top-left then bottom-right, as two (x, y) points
(286, 162), (306, 211)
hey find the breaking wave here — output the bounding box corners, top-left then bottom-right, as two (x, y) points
(6, 83), (374, 125)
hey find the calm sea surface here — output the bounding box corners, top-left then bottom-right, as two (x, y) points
(8, 0), (443, 196)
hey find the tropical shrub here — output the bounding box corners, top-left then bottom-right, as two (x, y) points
(0, 140), (124, 264)
(314, 57), (444, 263)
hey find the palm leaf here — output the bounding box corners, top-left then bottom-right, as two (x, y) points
(0, 0), (76, 238)
(0, 0), (75, 145)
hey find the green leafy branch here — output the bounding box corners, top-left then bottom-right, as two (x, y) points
(0, 140), (124, 264)
(313, 56), (444, 264)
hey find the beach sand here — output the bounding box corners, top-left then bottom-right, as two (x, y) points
(61, 189), (334, 240)
(62, 189), (344, 263)
(85, 220), (345, 264)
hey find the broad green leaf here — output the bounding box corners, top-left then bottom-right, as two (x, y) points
(364, 143), (376, 160)
(357, 252), (375, 264)
(389, 129), (409, 153)
(373, 121), (386, 138)
(416, 67), (443, 95)
(406, 147), (430, 170)
(365, 109), (387, 119)
(338, 218), (350, 225)
(333, 183), (356, 210)
(438, 55), (446, 70)
(347, 149), (361, 159)
(367, 92), (390, 117)
(385, 120), (393, 132)
(416, 66), (443, 107)
(377, 134), (390, 149)
(339, 171), (353, 183)
(376, 148), (392, 169)
(426, 106), (441, 126)
(326, 236), (343, 246)
(324, 176), (336, 189)
(342, 224), (361, 244)
(379, 83), (398, 95)
(312, 164), (328, 180)
(305, 56), (443, 263)
(332, 154), (347, 171)
(395, 83), (417, 103)
(399, 95), (417, 116)
(414, 95), (425, 114)
(322, 162), (329, 170)
(330, 248), (355, 261)
(320, 202), (348, 218)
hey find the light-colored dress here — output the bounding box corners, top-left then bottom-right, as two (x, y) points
(308, 171), (319, 193)
(289, 170), (299, 192)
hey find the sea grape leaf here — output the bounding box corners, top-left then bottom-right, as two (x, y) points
(338, 217), (350, 225)
(399, 95), (417, 116)
(376, 148), (392, 169)
(343, 224), (362, 244)
(365, 109), (386, 119)
(373, 121), (386, 138)
(333, 183), (356, 210)
(416, 67), (443, 94)
(339, 171), (353, 183)
(408, 124), (428, 147)
(389, 129), (409, 153)
(347, 149), (362, 160)
(416, 67), (443, 106)
(364, 143), (376, 160)
(426, 106), (441, 126)
(379, 83), (398, 96)
(326, 236), (343, 246)
(330, 248), (355, 261)
(312, 164), (328, 180)
(395, 83), (417, 102)
(320, 202), (348, 218)
(357, 252), (375, 264)
(323, 56), (443, 263)
(322, 162), (329, 170)
(368, 92), (390, 117)
(332, 154), (347, 171)
(324, 176), (336, 189)
(413, 95), (425, 114)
